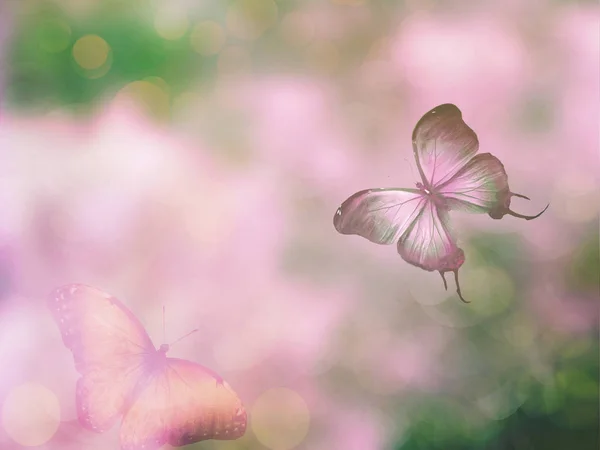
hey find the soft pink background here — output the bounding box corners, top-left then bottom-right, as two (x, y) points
(0, 1), (598, 449)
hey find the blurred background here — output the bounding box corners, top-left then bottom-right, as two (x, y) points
(0, 0), (598, 449)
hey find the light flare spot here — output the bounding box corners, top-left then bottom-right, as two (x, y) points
(114, 80), (170, 120)
(190, 21), (226, 56)
(72, 35), (110, 70)
(226, 0), (278, 41)
(251, 388), (310, 450)
(501, 314), (536, 348)
(2, 383), (61, 446)
(143, 76), (171, 94)
(154, 8), (190, 40)
(475, 381), (527, 420)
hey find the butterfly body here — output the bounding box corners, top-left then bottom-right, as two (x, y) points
(415, 181), (449, 211)
(48, 284), (246, 450)
(415, 182), (430, 194)
(334, 104), (548, 303)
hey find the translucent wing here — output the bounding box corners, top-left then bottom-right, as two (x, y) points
(412, 103), (479, 188)
(333, 188), (424, 245)
(119, 358), (246, 450)
(397, 200), (468, 302)
(437, 153), (549, 220)
(48, 284), (155, 433)
(435, 153), (507, 213)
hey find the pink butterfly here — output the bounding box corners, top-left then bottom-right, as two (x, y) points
(48, 284), (246, 450)
(334, 104), (548, 303)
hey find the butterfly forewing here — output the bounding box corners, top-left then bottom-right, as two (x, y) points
(412, 103), (479, 188)
(48, 284), (155, 433)
(333, 188), (424, 245)
(119, 358), (246, 450)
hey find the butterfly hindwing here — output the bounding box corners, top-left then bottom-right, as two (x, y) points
(48, 284), (155, 433)
(418, 105), (548, 220)
(397, 199), (464, 273)
(437, 152), (549, 220)
(412, 103), (479, 188)
(333, 188), (424, 245)
(119, 358), (246, 450)
(436, 152), (510, 213)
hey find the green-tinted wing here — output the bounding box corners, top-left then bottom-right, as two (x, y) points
(437, 153), (548, 221)
(412, 104), (479, 189)
(396, 200), (468, 302)
(333, 188), (423, 245)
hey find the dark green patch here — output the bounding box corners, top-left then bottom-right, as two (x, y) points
(5, 4), (207, 116)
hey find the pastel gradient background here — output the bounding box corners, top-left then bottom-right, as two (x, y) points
(0, 1), (598, 449)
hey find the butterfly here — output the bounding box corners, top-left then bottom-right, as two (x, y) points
(334, 104), (548, 303)
(47, 284), (247, 450)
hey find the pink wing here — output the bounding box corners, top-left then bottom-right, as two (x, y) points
(334, 188), (468, 302)
(436, 153), (508, 213)
(333, 188), (424, 245)
(397, 200), (464, 273)
(119, 358), (246, 450)
(437, 153), (549, 220)
(396, 199), (468, 302)
(412, 103), (479, 188)
(48, 284), (155, 433)
(414, 104), (548, 220)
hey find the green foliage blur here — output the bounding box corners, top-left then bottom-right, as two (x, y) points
(7, 1), (202, 115)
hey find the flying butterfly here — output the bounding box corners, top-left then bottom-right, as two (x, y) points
(334, 104), (548, 303)
(48, 284), (247, 450)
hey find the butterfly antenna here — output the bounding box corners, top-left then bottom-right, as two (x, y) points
(507, 203), (549, 221)
(510, 192), (531, 201)
(403, 157), (417, 181)
(453, 270), (470, 303)
(439, 271), (448, 291)
(169, 328), (199, 347)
